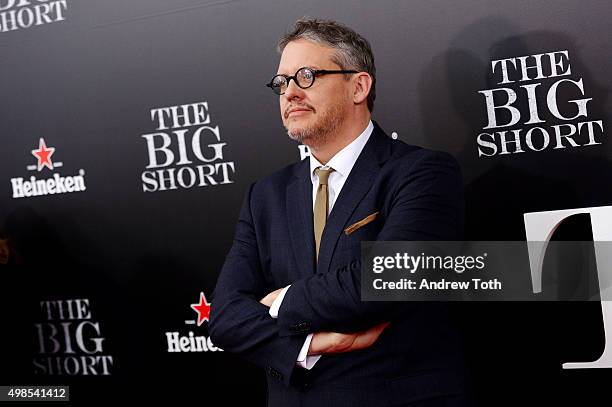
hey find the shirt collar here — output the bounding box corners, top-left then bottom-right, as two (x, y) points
(309, 120), (374, 183)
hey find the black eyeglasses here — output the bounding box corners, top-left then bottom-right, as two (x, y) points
(266, 66), (358, 95)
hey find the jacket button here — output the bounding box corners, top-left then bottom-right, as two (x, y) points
(267, 367), (283, 381)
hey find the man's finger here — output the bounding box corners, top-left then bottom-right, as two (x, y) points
(350, 321), (391, 350)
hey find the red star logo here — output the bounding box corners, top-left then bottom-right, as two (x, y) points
(31, 138), (55, 171)
(190, 292), (211, 326)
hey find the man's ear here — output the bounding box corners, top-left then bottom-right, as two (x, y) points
(352, 72), (373, 105)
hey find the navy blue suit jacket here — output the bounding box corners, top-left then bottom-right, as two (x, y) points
(210, 122), (468, 407)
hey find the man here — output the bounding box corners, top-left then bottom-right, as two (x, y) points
(210, 18), (469, 407)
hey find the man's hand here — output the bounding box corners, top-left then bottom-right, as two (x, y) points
(260, 287), (285, 307)
(260, 287), (389, 355)
(308, 321), (391, 355)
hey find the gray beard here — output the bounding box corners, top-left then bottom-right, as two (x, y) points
(286, 103), (345, 148)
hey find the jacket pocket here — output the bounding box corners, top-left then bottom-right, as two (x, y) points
(344, 211), (379, 235)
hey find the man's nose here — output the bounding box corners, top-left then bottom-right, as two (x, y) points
(283, 78), (304, 101)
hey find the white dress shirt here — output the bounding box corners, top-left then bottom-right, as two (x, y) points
(268, 120), (374, 369)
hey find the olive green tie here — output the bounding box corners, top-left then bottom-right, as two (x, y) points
(314, 167), (334, 260)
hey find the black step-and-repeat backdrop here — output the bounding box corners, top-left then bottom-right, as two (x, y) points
(1, 0), (611, 404)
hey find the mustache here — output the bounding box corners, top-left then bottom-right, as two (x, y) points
(284, 104), (315, 119)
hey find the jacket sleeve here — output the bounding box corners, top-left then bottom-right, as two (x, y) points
(209, 182), (305, 387)
(276, 151), (464, 336)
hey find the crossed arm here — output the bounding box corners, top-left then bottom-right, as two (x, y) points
(209, 151), (463, 385)
(208, 181), (389, 386)
(259, 288), (390, 356)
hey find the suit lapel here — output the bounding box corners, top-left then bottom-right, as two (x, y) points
(317, 123), (392, 275)
(286, 123), (393, 278)
(286, 159), (316, 278)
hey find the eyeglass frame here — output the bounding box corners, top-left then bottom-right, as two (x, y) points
(265, 66), (359, 95)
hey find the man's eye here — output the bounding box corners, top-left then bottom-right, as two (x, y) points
(301, 70), (313, 79)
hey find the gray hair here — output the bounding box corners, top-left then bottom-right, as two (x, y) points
(277, 18), (376, 112)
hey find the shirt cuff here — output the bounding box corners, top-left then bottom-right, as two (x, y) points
(296, 333), (322, 370)
(268, 285), (290, 318)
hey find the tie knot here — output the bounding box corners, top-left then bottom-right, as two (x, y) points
(315, 167), (334, 186)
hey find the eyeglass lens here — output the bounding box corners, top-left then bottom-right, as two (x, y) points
(271, 68), (315, 94)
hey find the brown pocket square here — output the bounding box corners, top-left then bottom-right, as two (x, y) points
(344, 211), (380, 235)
